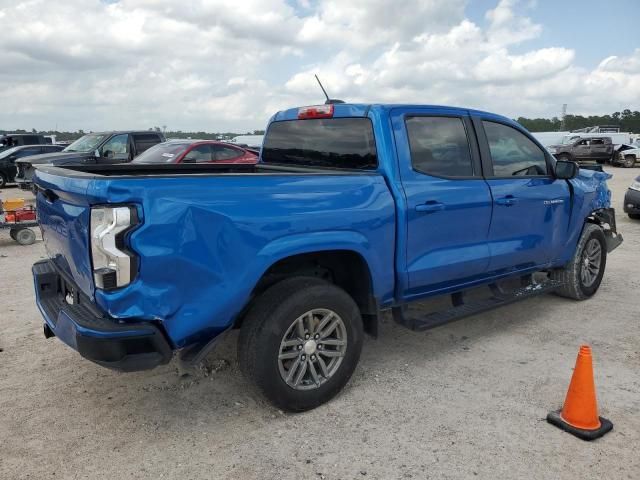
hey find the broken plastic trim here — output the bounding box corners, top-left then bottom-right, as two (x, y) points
(589, 208), (623, 252)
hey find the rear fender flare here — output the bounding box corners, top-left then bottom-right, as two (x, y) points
(252, 231), (384, 300)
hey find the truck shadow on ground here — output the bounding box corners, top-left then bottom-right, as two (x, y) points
(61, 292), (579, 434)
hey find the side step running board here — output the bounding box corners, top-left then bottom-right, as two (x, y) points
(393, 279), (564, 332)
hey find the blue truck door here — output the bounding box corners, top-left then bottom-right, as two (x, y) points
(391, 108), (493, 298)
(474, 117), (571, 272)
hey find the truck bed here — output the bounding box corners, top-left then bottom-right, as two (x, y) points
(33, 162), (397, 348)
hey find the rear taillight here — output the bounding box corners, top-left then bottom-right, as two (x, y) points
(297, 104), (334, 119)
(90, 206), (139, 290)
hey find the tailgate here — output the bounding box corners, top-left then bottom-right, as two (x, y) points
(34, 168), (95, 298)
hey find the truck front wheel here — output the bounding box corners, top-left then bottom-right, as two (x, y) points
(551, 223), (607, 300)
(623, 155), (636, 168)
(238, 276), (363, 412)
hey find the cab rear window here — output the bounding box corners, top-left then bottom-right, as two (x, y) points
(262, 118), (377, 170)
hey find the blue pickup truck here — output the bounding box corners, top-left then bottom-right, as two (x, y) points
(31, 103), (622, 411)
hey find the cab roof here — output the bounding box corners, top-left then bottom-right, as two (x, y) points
(270, 103), (516, 126)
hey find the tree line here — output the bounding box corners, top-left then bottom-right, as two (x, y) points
(516, 109), (640, 132)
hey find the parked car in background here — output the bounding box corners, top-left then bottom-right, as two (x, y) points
(530, 131), (570, 148)
(558, 132), (632, 147)
(547, 136), (613, 165)
(0, 144), (65, 187)
(229, 135), (264, 149)
(0, 133), (48, 152)
(31, 103), (622, 412)
(613, 145), (639, 168)
(15, 130), (165, 189)
(624, 176), (640, 219)
(131, 139), (258, 165)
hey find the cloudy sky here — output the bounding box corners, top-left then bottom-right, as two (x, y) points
(0, 0), (638, 132)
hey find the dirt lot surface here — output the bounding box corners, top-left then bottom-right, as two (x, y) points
(1, 168), (639, 480)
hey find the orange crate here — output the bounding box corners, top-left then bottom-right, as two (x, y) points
(2, 198), (26, 211)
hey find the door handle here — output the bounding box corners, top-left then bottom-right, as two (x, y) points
(495, 195), (516, 206)
(415, 201), (445, 213)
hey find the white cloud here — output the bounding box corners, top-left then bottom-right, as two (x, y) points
(297, 0), (466, 49)
(0, 0), (638, 132)
(485, 0), (541, 46)
(474, 47), (575, 83)
(597, 49), (640, 74)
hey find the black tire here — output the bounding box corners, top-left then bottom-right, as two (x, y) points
(624, 155), (636, 168)
(551, 223), (607, 300)
(9, 228), (17, 240)
(0, 173), (7, 188)
(238, 276), (363, 412)
(14, 228), (36, 246)
(629, 213), (640, 220)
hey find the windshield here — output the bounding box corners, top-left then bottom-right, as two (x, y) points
(0, 146), (20, 159)
(131, 142), (191, 163)
(63, 134), (108, 153)
(262, 118), (377, 170)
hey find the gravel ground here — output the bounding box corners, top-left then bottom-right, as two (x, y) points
(1, 168), (639, 480)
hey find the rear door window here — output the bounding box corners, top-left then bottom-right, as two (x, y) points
(262, 118), (377, 170)
(483, 121), (549, 177)
(42, 145), (62, 153)
(15, 147), (42, 158)
(184, 145), (213, 163)
(213, 145), (242, 161)
(405, 116), (474, 177)
(133, 133), (163, 154)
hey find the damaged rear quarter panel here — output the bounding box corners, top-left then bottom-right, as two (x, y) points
(88, 173), (396, 348)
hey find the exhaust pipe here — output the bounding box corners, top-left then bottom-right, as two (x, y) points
(43, 324), (55, 339)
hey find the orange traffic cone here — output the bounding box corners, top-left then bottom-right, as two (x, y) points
(547, 345), (613, 440)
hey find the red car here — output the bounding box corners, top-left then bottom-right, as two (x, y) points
(132, 140), (258, 165)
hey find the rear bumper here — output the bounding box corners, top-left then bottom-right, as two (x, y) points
(33, 260), (172, 371)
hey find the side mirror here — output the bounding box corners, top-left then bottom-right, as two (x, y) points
(94, 149), (100, 158)
(555, 160), (579, 180)
(182, 156), (196, 163)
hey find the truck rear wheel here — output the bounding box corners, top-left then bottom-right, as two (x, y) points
(238, 276), (363, 412)
(551, 223), (607, 300)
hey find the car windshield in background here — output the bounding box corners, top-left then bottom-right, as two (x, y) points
(0, 147), (20, 159)
(131, 142), (191, 163)
(262, 118), (377, 170)
(63, 134), (108, 153)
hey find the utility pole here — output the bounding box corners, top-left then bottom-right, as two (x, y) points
(560, 104), (567, 131)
